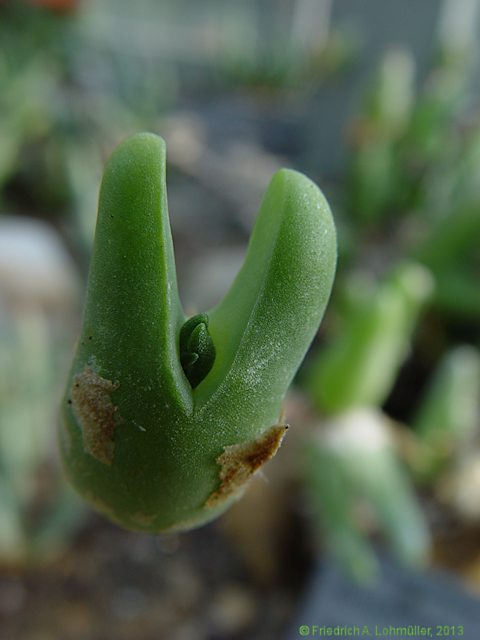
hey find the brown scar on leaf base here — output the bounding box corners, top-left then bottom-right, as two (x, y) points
(70, 366), (120, 465)
(205, 424), (288, 508)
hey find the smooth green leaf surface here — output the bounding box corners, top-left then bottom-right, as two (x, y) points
(307, 262), (433, 415)
(60, 133), (337, 532)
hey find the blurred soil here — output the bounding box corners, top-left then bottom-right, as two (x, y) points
(0, 504), (311, 640)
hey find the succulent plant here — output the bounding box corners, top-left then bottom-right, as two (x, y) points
(303, 262), (433, 580)
(60, 132), (337, 533)
(306, 262), (433, 415)
(305, 408), (431, 581)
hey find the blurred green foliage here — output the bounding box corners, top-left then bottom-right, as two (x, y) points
(0, 307), (84, 563)
(304, 14), (480, 579)
(307, 263), (433, 416)
(0, 0), (176, 253)
(344, 40), (480, 321)
(304, 264), (433, 581)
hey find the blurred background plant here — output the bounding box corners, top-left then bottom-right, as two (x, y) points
(0, 214), (84, 563)
(1, 0), (480, 637)
(303, 263), (434, 581)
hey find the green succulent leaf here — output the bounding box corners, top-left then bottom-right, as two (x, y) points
(179, 313), (216, 389)
(306, 262), (433, 415)
(60, 132), (337, 532)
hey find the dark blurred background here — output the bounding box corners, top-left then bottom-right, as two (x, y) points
(1, 1), (480, 639)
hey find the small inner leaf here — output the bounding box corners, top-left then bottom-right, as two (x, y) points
(180, 314), (216, 388)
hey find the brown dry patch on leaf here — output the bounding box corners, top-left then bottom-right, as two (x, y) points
(71, 366), (120, 465)
(206, 425), (288, 508)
